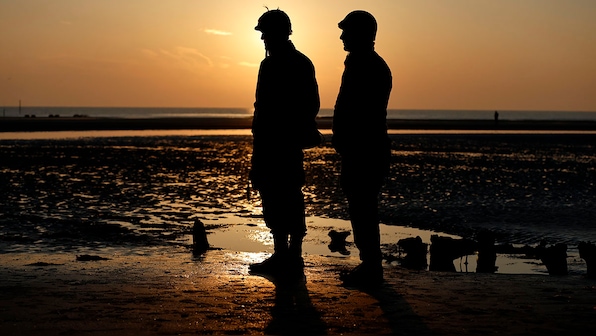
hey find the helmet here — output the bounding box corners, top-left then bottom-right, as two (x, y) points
(338, 10), (377, 40)
(255, 9), (292, 35)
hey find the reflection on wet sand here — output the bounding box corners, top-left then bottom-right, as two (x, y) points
(204, 214), (586, 275)
(1, 134), (595, 335)
(0, 134), (595, 275)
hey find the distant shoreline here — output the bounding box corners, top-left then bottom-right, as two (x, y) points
(2, 116), (596, 132)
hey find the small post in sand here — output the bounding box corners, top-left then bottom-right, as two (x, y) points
(579, 241), (596, 279)
(536, 242), (568, 276)
(397, 236), (428, 270)
(476, 230), (498, 273)
(193, 219), (209, 255)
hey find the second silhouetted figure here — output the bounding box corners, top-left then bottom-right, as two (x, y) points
(333, 10), (392, 287)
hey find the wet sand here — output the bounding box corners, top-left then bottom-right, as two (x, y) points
(2, 249), (595, 335)
(1, 132), (596, 334)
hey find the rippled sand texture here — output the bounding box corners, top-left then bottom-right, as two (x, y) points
(311, 134), (596, 245)
(383, 134), (596, 244)
(0, 136), (253, 252)
(1, 134), (595, 254)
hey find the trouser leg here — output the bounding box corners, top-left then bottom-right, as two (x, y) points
(250, 185), (305, 274)
(347, 192), (382, 264)
(340, 154), (388, 265)
(272, 233), (289, 255)
(259, 185), (306, 254)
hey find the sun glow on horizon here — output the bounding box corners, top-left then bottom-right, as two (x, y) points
(1, 0), (595, 111)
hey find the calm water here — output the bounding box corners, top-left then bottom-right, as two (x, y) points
(2, 106), (596, 121)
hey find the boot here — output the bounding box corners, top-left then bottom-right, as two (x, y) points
(249, 234), (289, 275)
(340, 260), (383, 287)
(288, 234), (305, 270)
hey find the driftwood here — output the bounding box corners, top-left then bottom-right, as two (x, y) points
(397, 236), (428, 270)
(429, 235), (476, 272)
(76, 254), (110, 261)
(476, 231), (498, 273)
(393, 232), (591, 277)
(578, 241), (596, 279)
(536, 241), (568, 275)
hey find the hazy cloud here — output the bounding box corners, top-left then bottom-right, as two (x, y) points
(142, 47), (213, 71)
(238, 61), (259, 68)
(173, 47), (213, 67)
(204, 29), (232, 36)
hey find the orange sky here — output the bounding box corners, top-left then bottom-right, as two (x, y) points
(1, 0), (595, 111)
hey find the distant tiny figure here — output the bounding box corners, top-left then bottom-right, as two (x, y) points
(494, 111), (499, 124)
(249, 9), (320, 276)
(333, 10), (392, 287)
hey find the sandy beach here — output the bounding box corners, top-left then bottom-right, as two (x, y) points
(3, 0), (596, 332)
(2, 249), (595, 335)
(1, 129), (596, 334)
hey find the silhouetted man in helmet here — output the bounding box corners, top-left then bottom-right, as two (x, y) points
(249, 9), (320, 276)
(333, 10), (392, 286)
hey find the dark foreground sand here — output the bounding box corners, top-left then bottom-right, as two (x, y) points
(1, 249), (595, 335)
(1, 129), (596, 335)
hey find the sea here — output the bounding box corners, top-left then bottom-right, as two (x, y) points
(2, 106), (596, 121)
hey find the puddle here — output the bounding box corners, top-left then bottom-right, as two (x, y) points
(196, 214), (586, 276)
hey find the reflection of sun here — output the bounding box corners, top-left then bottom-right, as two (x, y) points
(240, 202), (262, 217)
(224, 10), (267, 67)
(233, 251), (270, 269)
(247, 230), (273, 247)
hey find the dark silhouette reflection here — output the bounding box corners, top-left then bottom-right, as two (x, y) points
(357, 283), (434, 335)
(260, 272), (326, 335)
(249, 9), (320, 276)
(333, 10), (391, 286)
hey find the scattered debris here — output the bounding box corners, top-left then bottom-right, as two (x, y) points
(536, 241), (568, 276)
(193, 220), (210, 255)
(476, 230), (498, 273)
(397, 236), (428, 270)
(429, 235), (476, 272)
(76, 255), (110, 261)
(328, 230), (351, 255)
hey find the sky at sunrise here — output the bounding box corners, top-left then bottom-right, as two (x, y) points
(1, 0), (595, 111)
